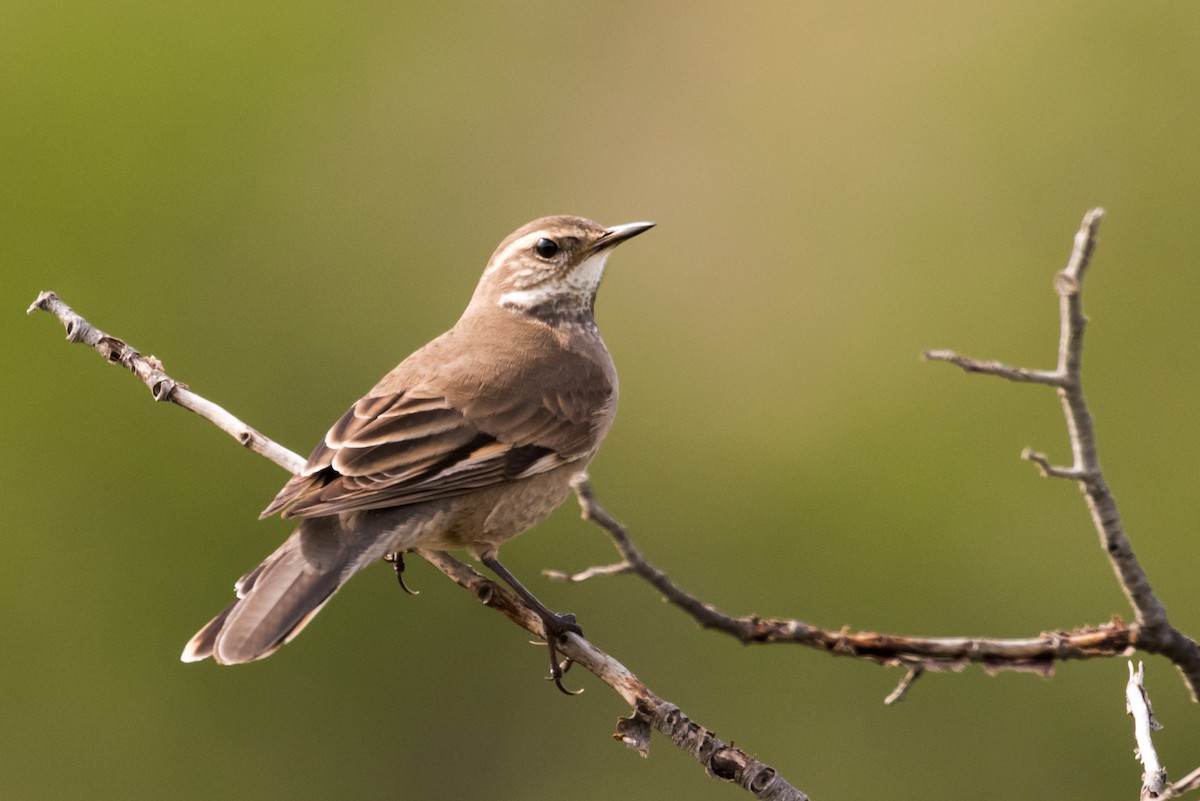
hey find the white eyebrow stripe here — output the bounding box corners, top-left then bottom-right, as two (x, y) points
(483, 236), (534, 276)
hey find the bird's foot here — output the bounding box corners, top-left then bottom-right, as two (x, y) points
(539, 612), (583, 695)
(480, 555), (584, 695)
(383, 552), (420, 596)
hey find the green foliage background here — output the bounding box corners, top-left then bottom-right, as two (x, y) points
(5, 3), (1200, 799)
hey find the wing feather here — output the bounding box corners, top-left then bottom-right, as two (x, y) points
(260, 322), (615, 520)
(262, 392), (595, 520)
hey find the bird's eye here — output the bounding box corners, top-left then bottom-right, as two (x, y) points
(534, 238), (559, 259)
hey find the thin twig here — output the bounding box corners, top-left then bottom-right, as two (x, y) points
(1158, 767), (1200, 801)
(884, 667), (924, 705)
(919, 353), (1064, 386)
(28, 291), (808, 801)
(543, 561), (634, 583)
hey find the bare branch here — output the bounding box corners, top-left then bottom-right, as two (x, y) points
(28, 291), (808, 801)
(922, 208), (1200, 699)
(1127, 661), (1167, 799)
(556, 209), (1200, 702)
(566, 477), (1134, 684)
(28, 291), (305, 475)
(417, 549), (806, 799)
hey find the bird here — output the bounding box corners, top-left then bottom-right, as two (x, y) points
(181, 215), (654, 691)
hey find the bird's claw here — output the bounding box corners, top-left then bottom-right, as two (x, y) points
(549, 657), (582, 695)
(478, 555), (584, 695)
(383, 552), (420, 596)
(540, 612), (583, 695)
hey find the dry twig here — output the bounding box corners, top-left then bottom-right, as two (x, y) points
(1158, 768), (1200, 801)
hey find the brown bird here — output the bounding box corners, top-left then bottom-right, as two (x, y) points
(181, 215), (653, 690)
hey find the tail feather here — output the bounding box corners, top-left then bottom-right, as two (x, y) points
(180, 603), (234, 663)
(181, 517), (374, 665)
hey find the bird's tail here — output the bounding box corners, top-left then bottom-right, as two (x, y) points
(181, 516), (380, 665)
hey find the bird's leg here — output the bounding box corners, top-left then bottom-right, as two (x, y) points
(480, 555), (582, 695)
(383, 551), (420, 596)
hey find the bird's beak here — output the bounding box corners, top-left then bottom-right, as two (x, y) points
(592, 221), (656, 253)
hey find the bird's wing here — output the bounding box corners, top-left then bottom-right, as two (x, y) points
(260, 382), (608, 520)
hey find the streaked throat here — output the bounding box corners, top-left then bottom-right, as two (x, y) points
(499, 250), (610, 324)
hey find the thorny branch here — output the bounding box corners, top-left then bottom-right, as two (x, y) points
(27, 290), (806, 801)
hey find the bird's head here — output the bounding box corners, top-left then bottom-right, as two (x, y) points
(468, 215), (654, 324)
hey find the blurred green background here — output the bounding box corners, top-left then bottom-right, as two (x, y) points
(5, 2), (1200, 799)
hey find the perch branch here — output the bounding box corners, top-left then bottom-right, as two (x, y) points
(28, 291), (807, 801)
(27, 291), (305, 475)
(417, 549), (802, 799)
